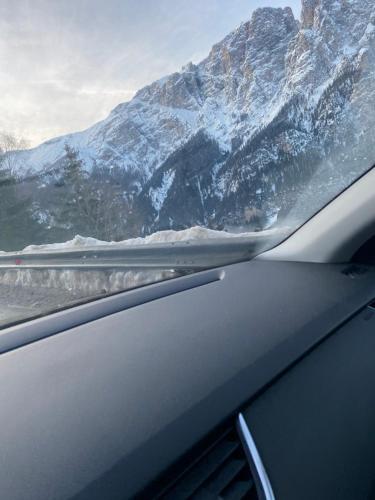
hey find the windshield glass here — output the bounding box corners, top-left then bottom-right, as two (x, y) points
(0, 0), (374, 327)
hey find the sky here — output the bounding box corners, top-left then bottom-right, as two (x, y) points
(0, 0), (302, 147)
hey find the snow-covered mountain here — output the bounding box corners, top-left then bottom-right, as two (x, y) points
(15, 0), (375, 232)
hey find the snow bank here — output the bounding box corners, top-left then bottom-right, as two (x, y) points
(20, 225), (279, 253)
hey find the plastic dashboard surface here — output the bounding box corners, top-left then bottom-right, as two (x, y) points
(0, 261), (372, 499)
(243, 305), (375, 500)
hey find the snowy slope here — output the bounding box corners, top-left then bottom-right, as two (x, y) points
(14, 7), (298, 176)
(10, 0), (375, 233)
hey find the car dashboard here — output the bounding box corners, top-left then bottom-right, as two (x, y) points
(0, 259), (373, 499)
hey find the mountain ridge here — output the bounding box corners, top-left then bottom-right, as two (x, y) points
(12, 0), (375, 233)
(15, 6), (299, 175)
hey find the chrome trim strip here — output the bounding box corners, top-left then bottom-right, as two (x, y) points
(238, 413), (275, 500)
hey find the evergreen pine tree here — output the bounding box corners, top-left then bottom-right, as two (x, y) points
(50, 144), (140, 241)
(0, 165), (45, 251)
(53, 144), (91, 236)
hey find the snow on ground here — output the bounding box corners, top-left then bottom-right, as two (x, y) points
(20, 225), (281, 253)
(149, 170), (176, 212)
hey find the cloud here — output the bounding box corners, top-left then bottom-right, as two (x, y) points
(0, 0), (302, 146)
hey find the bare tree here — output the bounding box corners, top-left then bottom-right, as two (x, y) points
(0, 132), (30, 174)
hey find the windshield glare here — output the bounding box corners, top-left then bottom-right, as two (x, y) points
(0, 0), (374, 326)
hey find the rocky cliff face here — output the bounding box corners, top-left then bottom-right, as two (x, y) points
(15, 0), (375, 233)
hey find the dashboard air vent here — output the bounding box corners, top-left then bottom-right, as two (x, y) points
(158, 427), (257, 500)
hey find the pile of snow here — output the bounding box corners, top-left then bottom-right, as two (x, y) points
(0, 268), (178, 297)
(20, 226), (281, 253)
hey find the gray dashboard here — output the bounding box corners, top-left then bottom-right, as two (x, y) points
(0, 260), (373, 499)
(243, 305), (375, 499)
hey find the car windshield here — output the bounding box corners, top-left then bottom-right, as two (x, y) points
(0, 0), (373, 327)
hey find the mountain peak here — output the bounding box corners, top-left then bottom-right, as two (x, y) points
(12, 0), (375, 237)
(239, 6), (299, 56)
(301, 0), (318, 29)
(250, 6), (296, 26)
(301, 0), (374, 31)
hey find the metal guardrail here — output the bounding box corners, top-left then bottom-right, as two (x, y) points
(0, 234), (283, 271)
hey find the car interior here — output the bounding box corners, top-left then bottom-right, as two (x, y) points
(0, 167), (372, 500)
(1, 1), (375, 498)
